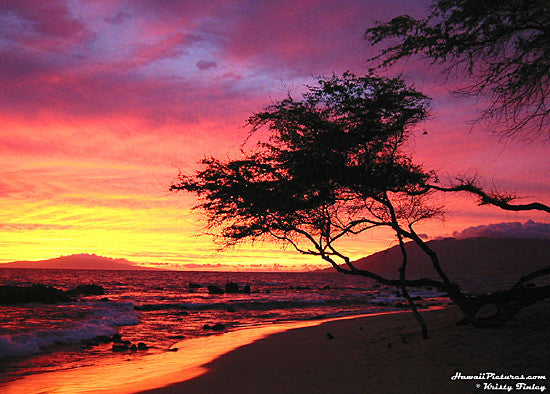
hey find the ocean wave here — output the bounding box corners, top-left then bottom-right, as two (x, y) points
(0, 304), (139, 359)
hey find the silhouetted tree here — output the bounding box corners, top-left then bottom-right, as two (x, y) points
(173, 73), (550, 331)
(365, 0), (550, 138)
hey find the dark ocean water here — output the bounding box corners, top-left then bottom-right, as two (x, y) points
(0, 269), (447, 385)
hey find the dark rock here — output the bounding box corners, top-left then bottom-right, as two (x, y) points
(175, 310), (189, 316)
(326, 332), (334, 339)
(207, 285), (224, 295)
(0, 284), (73, 304)
(94, 335), (112, 344)
(130, 344), (137, 351)
(188, 282), (201, 289)
(411, 296), (423, 301)
(168, 348), (178, 352)
(99, 297), (110, 302)
(112, 344), (129, 352)
(112, 333), (122, 343)
(394, 302), (408, 308)
(137, 342), (148, 350)
(203, 323), (226, 331)
(66, 284), (105, 296)
(296, 286), (311, 290)
(321, 285), (331, 290)
(225, 282), (240, 293)
(83, 340), (99, 348)
(265, 289), (271, 294)
(211, 323), (226, 331)
(226, 306), (237, 312)
(241, 285), (251, 294)
(168, 335), (186, 340)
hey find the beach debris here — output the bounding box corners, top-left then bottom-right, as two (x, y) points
(387, 342), (392, 348)
(326, 332), (334, 339)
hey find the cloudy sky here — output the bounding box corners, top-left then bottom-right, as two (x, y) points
(0, 0), (548, 270)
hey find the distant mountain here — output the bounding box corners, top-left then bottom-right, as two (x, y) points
(0, 253), (159, 270)
(322, 237), (549, 282)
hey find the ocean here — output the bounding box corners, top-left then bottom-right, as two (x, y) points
(0, 269), (447, 389)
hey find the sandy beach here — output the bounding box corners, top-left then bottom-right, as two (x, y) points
(142, 301), (549, 394)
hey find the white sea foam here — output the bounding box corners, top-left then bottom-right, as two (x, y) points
(0, 303), (139, 359)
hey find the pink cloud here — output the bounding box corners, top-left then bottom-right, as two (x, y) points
(0, 1), (93, 50)
(0, 1), (548, 268)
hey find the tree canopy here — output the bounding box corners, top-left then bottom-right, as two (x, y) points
(173, 73), (435, 254)
(173, 72), (550, 330)
(365, 0), (550, 138)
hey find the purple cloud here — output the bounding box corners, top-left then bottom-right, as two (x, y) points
(196, 60), (217, 71)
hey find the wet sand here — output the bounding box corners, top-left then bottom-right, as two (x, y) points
(141, 301), (549, 394)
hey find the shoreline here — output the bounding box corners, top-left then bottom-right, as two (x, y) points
(2, 302), (548, 394)
(141, 301), (549, 394)
(0, 310), (411, 394)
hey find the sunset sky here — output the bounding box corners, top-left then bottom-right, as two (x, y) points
(1, 0), (548, 271)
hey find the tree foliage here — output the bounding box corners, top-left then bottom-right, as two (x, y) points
(174, 73), (435, 251)
(173, 73), (550, 331)
(365, 0), (550, 138)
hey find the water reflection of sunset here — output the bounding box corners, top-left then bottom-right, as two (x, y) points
(3, 318), (356, 393)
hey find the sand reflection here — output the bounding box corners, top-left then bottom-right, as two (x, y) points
(2, 319), (335, 394)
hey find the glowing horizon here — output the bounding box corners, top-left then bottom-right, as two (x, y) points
(0, 1), (548, 271)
